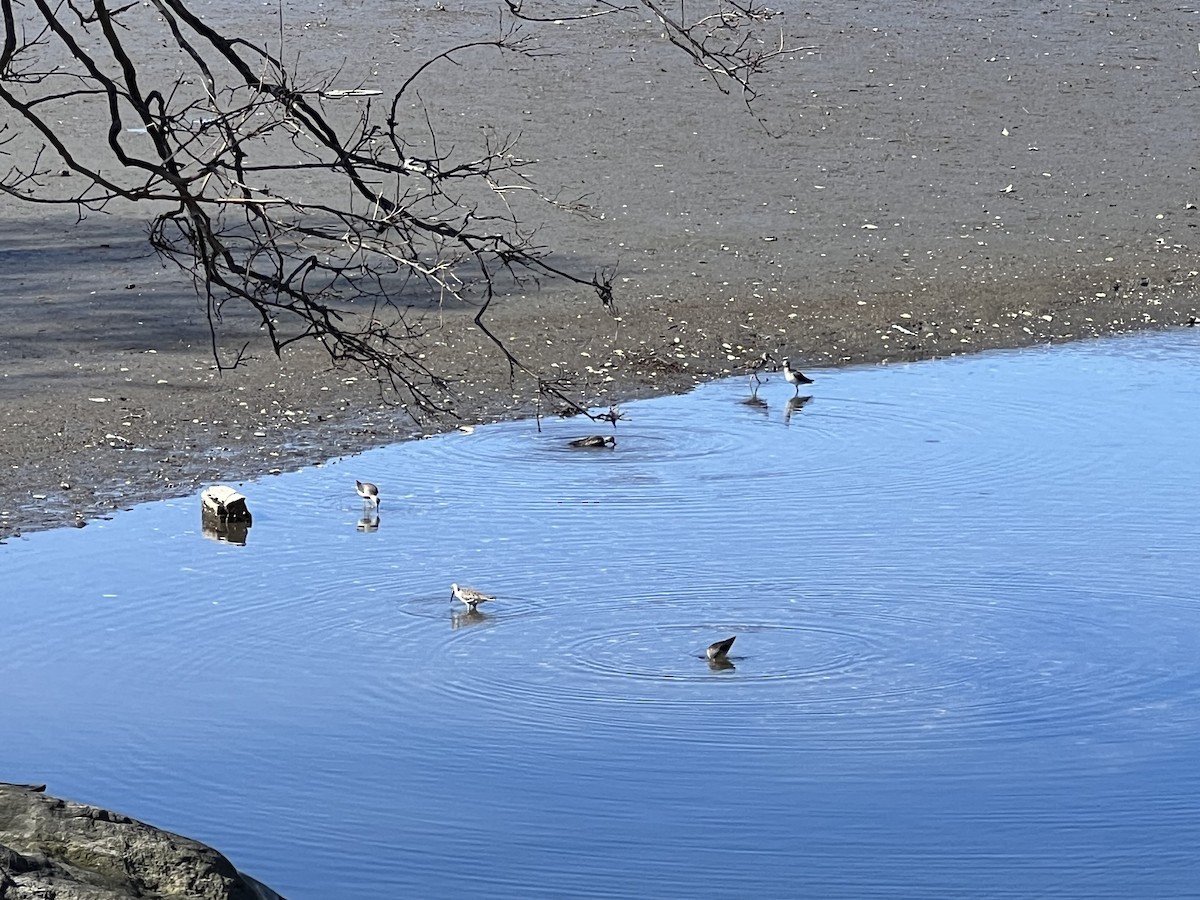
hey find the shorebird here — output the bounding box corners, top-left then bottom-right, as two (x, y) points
(782, 359), (814, 395)
(568, 435), (616, 449)
(355, 480), (380, 509)
(706, 636), (737, 661)
(748, 350), (774, 389)
(450, 583), (496, 612)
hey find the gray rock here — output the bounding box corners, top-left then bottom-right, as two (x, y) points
(0, 783), (284, 900)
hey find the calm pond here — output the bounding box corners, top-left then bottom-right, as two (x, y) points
(3, 331), (1199, 898)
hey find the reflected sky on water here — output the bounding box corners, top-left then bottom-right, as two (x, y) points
(3, 330), (1199, 898)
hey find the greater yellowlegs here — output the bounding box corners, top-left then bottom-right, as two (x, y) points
(450, 583), (496, 611)
(782, 359), (813, 395)
(568, 435), (616, 449)
(355, 480), (380, 509)
(706, 636), (737, 661)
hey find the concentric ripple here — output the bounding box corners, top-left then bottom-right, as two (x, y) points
(368, 570), (1200, 755)
(303, 348), (1159, 532)
(560, 619), (874, 684)
(4, 330), (1200, 900)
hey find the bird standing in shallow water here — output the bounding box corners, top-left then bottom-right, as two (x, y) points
(707, 636), (736, 661)
(782, 359), (814, 395)
(355, 480), (380, 509)
(451, 583), (496, 612)
(748, 350), (774, 389)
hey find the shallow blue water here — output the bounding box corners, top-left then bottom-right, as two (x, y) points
(3, 331), (1200, 898)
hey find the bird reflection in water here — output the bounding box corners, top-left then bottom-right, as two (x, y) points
(356, 513), (380, 533)
(741, 381), (769, 414)
(741, 351), (779, 413)
(451, 608), (491, 630)
(785, 394), (812, 425)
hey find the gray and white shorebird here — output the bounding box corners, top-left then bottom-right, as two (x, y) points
(568, 435), (616, 449)
(706, 636), (737, 661)
(355, 480), (380, 509)
(782, 359), (814, 395)
(450, 583), (496, 612)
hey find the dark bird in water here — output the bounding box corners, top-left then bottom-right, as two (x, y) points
(569, 435), (616, 449)
(356, 480), (380, 509)
(706, 636), (737, 661)
(782, 358), (814, 395)
(451, 583), (496, 612)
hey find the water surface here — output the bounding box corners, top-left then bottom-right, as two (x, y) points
(3, 331), (1199, 898)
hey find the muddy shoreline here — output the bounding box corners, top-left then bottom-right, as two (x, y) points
(2, 1), (1198, 541)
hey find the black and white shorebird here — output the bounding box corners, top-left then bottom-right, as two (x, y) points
(355, 480), (380, 509)
(450, 583), (496, 612)
(743, 351), (773, 409)
(781, 359), (814, 395)
(706, 636), (737, 662)
(748, 350), (775, 388)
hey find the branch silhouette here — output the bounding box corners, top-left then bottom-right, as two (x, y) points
(1, 0), (789, 419)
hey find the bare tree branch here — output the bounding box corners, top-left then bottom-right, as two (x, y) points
(1, 0), (790, 420)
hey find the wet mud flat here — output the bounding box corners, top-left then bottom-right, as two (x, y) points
(1, 1), (1197, 540)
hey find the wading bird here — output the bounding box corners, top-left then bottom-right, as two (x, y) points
(451, 583), (496, 612)
(707, 636), (737, 661)
(355, 480), (380, 509)
(782, 359), (814, 395)
(568, 435), (616, 449)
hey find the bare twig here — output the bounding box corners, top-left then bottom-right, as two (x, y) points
(1, 0), (788, 419)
